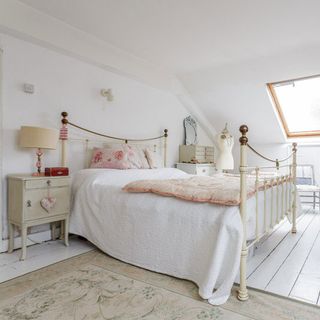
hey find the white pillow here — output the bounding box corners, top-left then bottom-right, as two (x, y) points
(145, 148), (164, 168)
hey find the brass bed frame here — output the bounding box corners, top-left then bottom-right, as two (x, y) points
(60, 112), (297, 302)
(60, 111), (168, 167)
(238, 125), (297, 300)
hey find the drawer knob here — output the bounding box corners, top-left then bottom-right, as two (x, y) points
(202, 169), (206, 173)
(47, 180), (51, 186)
(27, 200), (32, 207)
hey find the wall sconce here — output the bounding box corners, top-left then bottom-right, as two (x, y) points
(100, 88), (114, 101)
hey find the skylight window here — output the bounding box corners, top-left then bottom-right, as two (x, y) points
(268, 75), (320, 138)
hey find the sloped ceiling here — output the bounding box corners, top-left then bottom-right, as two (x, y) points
(18, 0), (320, 143)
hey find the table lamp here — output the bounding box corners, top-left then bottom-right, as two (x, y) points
(19, 126), (59, 175)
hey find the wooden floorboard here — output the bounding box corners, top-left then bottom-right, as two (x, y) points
(288, 223), (320, 304)
(289, 274), (320, 304)
(258, 209), (306, 247)
(265, 213), (320, 296)
(246, 213), (307, 278)
(247, 207), (320, 305)
(247, 209), (316, 290)
(234, 211), (307, 284)
(0, 237), (94, 283)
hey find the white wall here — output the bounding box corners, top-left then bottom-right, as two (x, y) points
(180, 38), (320, 180)
(233, 143), (290, 169)
(0, 0), (173, 91)
(296, 145), (320, 184)
(0, 49), (3, 247)
(180, 42), (320, 145)
(0, 0), (217, 143)
(0, 33), (213, 243)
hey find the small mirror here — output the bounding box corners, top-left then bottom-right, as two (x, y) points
(184, 116), (198, 145)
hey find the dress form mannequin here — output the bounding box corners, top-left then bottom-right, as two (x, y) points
(216, 124), (234, 170)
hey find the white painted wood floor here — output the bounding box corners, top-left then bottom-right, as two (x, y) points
(0, 236), (94, 283)
(247, 206), (320, 305)
(1, 210), (319, 307)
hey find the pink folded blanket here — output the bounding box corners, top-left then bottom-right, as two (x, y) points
(123, 175), (279, 206)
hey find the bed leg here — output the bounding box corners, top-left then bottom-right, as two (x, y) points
(291, 198), (297, 234)
(238, 125), (249, 302)
(238, 248), (249, 301)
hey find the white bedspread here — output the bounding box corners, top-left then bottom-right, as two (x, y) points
(70, 168), (295, 305)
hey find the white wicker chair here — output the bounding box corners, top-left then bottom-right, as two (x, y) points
(296, 164), (320, 211)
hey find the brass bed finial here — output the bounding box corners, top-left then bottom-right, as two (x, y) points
(61, 111), (68, 125)
(239, 125), (249, 145)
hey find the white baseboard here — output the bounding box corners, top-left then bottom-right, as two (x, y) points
(0, 230), (54, 253)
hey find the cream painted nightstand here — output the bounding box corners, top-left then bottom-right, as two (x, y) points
(7, 175), (70, 260)
(176, 163), (216, 176)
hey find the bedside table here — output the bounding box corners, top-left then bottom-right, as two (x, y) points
(176, 163), (216, 176)
(7, 175), (70, 260)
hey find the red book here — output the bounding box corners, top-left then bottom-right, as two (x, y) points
(45, 167), (69, 176)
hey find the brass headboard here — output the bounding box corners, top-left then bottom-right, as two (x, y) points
(60, 112), (168, 168)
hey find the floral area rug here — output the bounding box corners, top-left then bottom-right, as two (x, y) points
(0, 250), (319, 320)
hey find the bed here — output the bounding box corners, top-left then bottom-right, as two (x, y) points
(60, 112), (299, 305)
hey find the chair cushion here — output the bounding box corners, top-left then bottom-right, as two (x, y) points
(297, 184), (320, 192)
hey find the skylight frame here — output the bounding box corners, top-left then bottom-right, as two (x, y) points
(268, 74), (320, 138)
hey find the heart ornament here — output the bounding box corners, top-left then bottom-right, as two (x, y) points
(40, 197), (56, 212)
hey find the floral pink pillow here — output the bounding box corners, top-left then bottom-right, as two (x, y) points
(103, 144), (150, 169)
(90, 148), (131, 169)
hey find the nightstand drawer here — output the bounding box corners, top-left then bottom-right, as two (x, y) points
(176, 163), (215, 176)
(196, 166), (211, 176)
(25, 177), (69, 189)
(25, 187), (70, 220)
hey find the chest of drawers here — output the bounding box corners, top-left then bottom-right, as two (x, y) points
(179, 145), (214, 163)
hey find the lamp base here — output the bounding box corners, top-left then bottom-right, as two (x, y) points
(35, 148), (44, 175)
(32, 172), (45, 177)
